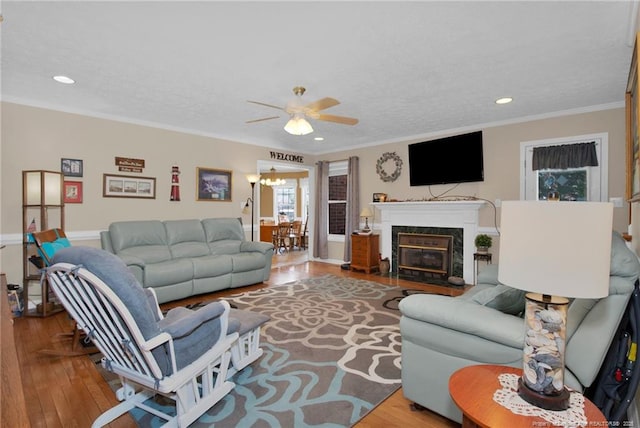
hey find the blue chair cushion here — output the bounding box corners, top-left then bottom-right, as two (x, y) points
(51, 246), (171, 374)
(51, 246), (233, 373)
(40, 237), (71, 261)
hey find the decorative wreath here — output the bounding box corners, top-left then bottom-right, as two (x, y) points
(376, 152), (403, 182)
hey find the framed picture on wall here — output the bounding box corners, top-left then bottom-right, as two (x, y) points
(103, 174), (156, 199)
(63, 181), (83, 203)
(197, 168), (232, 201)
(61, 158), (83, 177)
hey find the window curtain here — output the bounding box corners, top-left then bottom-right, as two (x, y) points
(313, 161), (329, 259)
(532, 142), (598, 170)
(343, 156), (360, 262)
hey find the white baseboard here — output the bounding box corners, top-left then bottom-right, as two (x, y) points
(0, 230), (102, 246)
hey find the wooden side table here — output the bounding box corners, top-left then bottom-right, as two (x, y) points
(449, 364), (607, 428)
(351, 234), (379, 273)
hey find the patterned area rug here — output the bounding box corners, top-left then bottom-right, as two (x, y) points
(107, 275), (430, 427)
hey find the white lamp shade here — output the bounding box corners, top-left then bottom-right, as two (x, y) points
(44, 171), (62, 205)
(25, 171), (43, 205)
(246, 174), (260, 184)
(360, 207), (373, 217)
(498, 201), (612, 299)
(25, 170), (62, 205)
(284, 115), (313, 135)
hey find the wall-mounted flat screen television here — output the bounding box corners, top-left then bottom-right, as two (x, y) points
(408, 131), (484, 186)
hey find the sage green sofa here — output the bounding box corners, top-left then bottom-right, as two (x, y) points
(399, 231), (640, 423)
(100, 218), (274, 304)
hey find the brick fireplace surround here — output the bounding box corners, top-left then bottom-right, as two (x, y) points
(371, 200), (486, 284)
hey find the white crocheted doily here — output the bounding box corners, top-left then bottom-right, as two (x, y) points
(493, 373), (588, 427)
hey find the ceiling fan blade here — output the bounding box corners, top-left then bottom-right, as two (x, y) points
(316, 114), (359, 125)
(247, 100), (285, 111)
(246, 116), (280, 124)
(304, 97), (340, 112)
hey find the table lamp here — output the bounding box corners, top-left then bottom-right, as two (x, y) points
(498, 200), (612, 410)
(360, 207), (373, 232)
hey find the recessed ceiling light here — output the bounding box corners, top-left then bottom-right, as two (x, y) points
(314, 137), (324, 141)
(495, 97), (513, 105)
(53, 75), (75, 84)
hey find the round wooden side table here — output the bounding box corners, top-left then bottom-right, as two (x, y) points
(449, 364), (608, 428)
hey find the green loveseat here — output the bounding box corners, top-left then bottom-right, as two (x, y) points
(100, 218), (274, 303)
(399, 231), (640, 423)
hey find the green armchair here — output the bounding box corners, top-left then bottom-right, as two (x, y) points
(399, 231), (640, 423)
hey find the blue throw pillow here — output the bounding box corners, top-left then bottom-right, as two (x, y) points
(40, 237), (71, 261)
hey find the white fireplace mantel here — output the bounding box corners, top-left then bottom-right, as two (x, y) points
(371, 200), (486, 284)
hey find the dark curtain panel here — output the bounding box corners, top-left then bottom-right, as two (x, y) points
(532, 142), (598, 170)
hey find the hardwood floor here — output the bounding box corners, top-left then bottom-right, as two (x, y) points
(11, 251), (463, 427)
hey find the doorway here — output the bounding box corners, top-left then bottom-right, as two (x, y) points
(256, 160), (314, 267)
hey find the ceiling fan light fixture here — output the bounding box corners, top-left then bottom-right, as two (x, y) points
(284, 115), (313, 136)
(248, 86), (357, 134)
(53, 75), (75, 84)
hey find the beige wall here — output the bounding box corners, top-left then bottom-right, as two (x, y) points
(0, 102), (312, 283)
(322, 107), (627, 261)
(1, 102), (628, 281)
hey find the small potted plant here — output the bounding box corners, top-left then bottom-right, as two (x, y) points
(474, 234), (492, 253)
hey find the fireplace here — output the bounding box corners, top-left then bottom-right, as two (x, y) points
(397, 233), (453, 281)
(372, 200), (486, 284)
(392, 226), (463, 283)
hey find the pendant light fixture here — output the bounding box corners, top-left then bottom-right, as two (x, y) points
(260, 167), (286, 187)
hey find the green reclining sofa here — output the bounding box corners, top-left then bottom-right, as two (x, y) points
(100, 218), (274, 303)
(399, 231), (640, 423)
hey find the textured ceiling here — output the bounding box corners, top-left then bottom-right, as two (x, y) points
(1, 1), (636, 155)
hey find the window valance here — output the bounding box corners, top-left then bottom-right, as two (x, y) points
(532, 142), (598, 170)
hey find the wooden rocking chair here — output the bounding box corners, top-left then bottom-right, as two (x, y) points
(47, 247), (239, 427)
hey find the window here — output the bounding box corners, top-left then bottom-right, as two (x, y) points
(537, 169), (588, 201)
(328, 161), (348, 235)
(273, 183), (296, 222)
(520, 133), (608, 202)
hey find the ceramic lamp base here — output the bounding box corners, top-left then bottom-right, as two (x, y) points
(518, 377), (570, 411)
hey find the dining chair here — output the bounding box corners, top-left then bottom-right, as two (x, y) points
(289, 220), (303, 250)
(299, 216), (309, 250)
(273, 222), (291, 253)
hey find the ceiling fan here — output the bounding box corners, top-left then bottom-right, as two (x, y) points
(246, 86), (359, 135)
